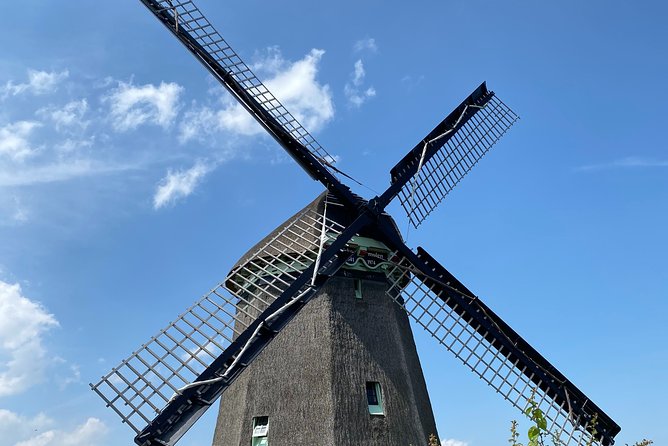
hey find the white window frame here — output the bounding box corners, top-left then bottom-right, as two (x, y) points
(366, 381), (384, 415)
(251, 416), (269, 446)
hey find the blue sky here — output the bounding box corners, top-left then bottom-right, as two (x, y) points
(0, 1), (666, 445)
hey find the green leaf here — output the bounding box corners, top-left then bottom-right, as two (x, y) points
(529, 407), (547, 431)
(528, 426), (540, 441)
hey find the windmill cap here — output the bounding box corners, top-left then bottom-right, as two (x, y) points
(225, 191), (401, 288)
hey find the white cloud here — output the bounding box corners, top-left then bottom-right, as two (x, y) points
(13, 417), (108, 446)
(344, 59), (376, 107)
(441, 439), (468, 446)
(0, 410), (54, 445)
(0, 191), (30, 226)
(354, 37), (378, 53)
(265, 49), (334, 131)
(250, 45), (286, 73)
(203, 98), (261, 137)
(13, 209), (28, 223)
(352, 60), (366, 85)
(179, 106), (218, 142)
(576, 156), (668, 171)
(0, 281), (59, 396)
(179, 48), (334, 142)
(0, 159), (134, 187)
(10, 196), (28, 224)
(54, 137), (94, 154)
(153, 161), (212, 209)
(38, 99), (89, 131)
(401, 74), (425, 91)
(2, 70), (69, 97)
(53, 358), (81, 389)
(0, 121), (41, 161)
(0, 75), (150, 190)
(106, 81), (183, 131)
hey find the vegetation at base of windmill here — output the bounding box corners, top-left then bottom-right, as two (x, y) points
(408, 433), (440, 446)
(508, 397), (653, 446)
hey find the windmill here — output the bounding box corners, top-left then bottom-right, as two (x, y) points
(92, 1), (621, 445)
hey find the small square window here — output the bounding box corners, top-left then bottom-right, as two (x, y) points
(366, 382), (384, 415)
(252, 416), (269, 446)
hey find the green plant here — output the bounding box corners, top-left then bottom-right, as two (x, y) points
(408, 433), (440, 446)
(510, 399), (652, 446)
(524, 399), (549, 446)
(509, 419), (522, 446)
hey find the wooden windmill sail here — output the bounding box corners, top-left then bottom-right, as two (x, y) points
(91, 1), (621, 445)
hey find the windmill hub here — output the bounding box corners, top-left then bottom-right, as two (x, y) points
(227, 193), (399, 294)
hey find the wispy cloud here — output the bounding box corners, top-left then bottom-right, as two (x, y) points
(13, 416), (108, 446)
(344, 59), (376, 107)
(0, 69), (191, 223)
(37, 99), (89, 131)
(441, 439), (468, 446)
(353, 37), (378, 53)
(0, 121), (42, 161)
(0, 200), (27, 226)
(8, 196), (29, 224)
(53, 137), (95, 154)
(0, 410), (54, 445)
(0, 62), (329, 213)
(2, 69), (69, 98)
(0, 70), (156, 194)
(0, 281), (59, 396)
(55, 361), (81, 389)
(401, 74), (425, 91)
(0, 159), (136, 187)
(153, 160), (212, 209)
(352, 61), (366, 85)
(179, 48), (334, 143)
(576, 156), (668, 172)
(105, 81), (183, 131)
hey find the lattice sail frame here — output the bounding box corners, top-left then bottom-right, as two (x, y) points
(385, 256), (600, 446)
(147, 0), (336, 165)
(91, 207), (344, 433)
(397, 95), (519, 227)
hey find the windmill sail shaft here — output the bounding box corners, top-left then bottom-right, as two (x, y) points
(93, 209), (372, 446)
(136, 215), (369, 445)
(137, 0), (359, 208)
(381, 82), (519, 227)
(377, 237), (620, 446)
